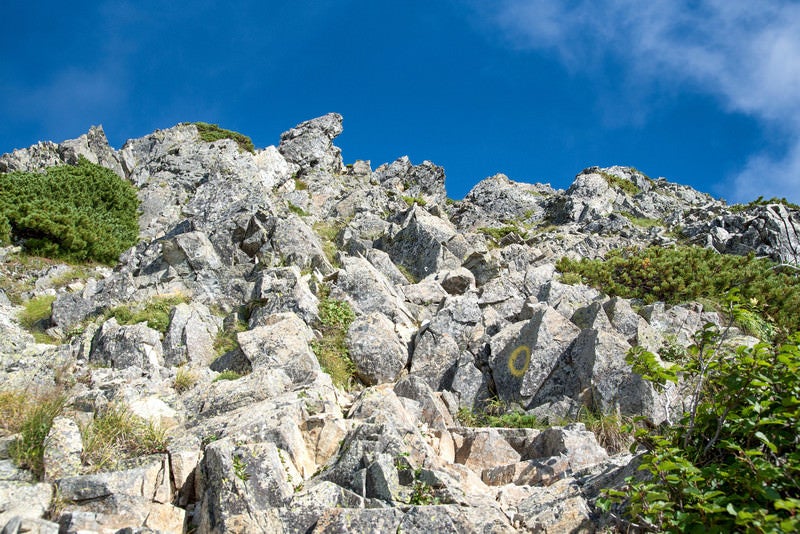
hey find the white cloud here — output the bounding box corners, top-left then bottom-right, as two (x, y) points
(476, 0), (800, 202)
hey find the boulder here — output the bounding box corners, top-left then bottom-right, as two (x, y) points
(236, 313), (319, 383)
(489, 304), (581, 406)
(278, 113), (344, 173)
(346, 312), (408, 385)
(89, 319), (164, 373)
(162, 302), (221, 367)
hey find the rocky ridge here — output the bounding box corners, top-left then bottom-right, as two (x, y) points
(0, 114), (798, 533)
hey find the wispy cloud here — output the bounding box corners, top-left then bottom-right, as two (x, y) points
(476, 0), (800, 202)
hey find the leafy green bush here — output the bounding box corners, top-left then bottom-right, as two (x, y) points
(0, 158), (139, 263)
(556, 245), (800, 337)
(402, 195), (427, 207)
(310, 290), (356, 389)
(602, 317), (800, 532)
(193, 122), (255, 154)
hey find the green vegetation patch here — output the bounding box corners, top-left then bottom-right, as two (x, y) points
(477, 225), (526, 242)
(310, 290), (356, 389)
(105, 294), (189, 333)
(81, 403), (169, 472)
(213, 370), (244, 382)
(2, 390), (66, 479)
(619, 211), (663, 229)
(18, 294), (57, 344)
(213, 319), (246, 359)
(402, 195), (427, 207)
(598, 170), (641, 196)
(193, 122), (255, 154)
(556, 245), (800, 336)
(0, 158), (140, 263)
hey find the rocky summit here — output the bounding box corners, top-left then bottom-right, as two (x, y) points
(0, 114), (798, 533)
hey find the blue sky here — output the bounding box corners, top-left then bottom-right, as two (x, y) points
(2, 1), (799, 203)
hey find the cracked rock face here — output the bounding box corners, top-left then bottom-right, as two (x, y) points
(0, 113), (796, 533)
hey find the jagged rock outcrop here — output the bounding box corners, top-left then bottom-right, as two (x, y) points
(1, 113), (798, 533)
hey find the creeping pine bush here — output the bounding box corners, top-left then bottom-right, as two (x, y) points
(556, 245), (800, 337)
(602, 310), (800, 533)
(0, 158), (139, 264)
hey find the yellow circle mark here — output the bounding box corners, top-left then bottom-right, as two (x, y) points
(508, 345), (531, 378)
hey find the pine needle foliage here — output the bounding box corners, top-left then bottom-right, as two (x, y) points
(556, 245), (800, 336)
(0, 158), (139, 263)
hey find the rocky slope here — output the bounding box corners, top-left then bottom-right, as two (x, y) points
(0, 114), (798, 533)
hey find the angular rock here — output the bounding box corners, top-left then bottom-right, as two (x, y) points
(409, 330), (459, 391)
(380, 206), (461, 280)
(162, 302), (220, 367)
(43, 416), (83, 481)
(489, 303), (581, 406)
(314, 507), (403, 533)
(346, 312), (408, 385)
(236, 312), (319, 383)
(89, 319), (164, 373)
(195, 439), (293, 534)
(0, 481), (52, 527)
(249, 266), (319, 325)
(278, 113), (344, 173)
(454, 429), (520, 473)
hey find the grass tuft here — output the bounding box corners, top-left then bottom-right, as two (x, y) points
(80, 403), (169, 472)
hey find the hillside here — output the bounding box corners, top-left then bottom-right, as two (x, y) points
(1, 114), (798, 533)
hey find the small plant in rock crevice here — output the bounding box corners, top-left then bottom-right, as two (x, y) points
(232, 454), (250, 481)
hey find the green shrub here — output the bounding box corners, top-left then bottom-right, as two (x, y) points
(287, 201), (308, 216)
(313, 221), (343, 267)
(619, 211), (663, 229)
(173, 366), (198, 393)
(18, 294), (56, 330)
(310, 291), (356, 389)
(0, 158), (140, 263)
(193, 122), (255, 154)
(81, 403), (169, 472)
(602, 316), (800, 532)
(556, 245), (800, 337)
